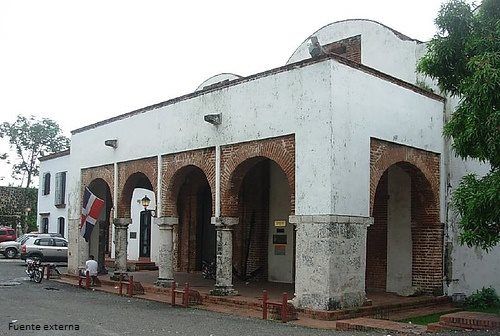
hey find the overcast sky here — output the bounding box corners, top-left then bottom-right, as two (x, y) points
(0, 0), (447, 186)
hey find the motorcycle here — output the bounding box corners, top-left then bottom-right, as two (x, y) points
(26, 258), (44, 283)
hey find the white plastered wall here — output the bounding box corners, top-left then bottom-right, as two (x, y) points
(37, 154), (69, 237)
(287, 19), (422, 84)
(268, 161), (294, 283)
(110, 188), (157, 262)
(330, 61), (444, 218)
(386, 165), (412, 294)
(67, 61), (335, 272)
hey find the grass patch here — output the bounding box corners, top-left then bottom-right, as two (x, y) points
(400, 306), (500, 326)
(400, 312), (443, 325)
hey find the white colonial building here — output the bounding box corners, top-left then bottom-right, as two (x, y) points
(39, 19), (499, 311)
(37, 150), (70, 238)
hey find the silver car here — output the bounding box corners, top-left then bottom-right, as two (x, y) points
(0, 233), (62, 259)
(0, 239), (21, 258)
(20, 236), (68, 261)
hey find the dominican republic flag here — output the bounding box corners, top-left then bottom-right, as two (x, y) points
(80, 187), (105, 242)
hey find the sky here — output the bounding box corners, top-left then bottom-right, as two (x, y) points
(0, 0), (447, 187)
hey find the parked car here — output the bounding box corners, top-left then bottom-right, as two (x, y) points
(0, 233), (62, 259)
(0, 226), (16, 243)
(0, 238), (22, 258)
(20, 236), (68, 261)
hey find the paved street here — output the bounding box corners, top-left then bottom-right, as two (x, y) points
(0, 258), (370, 336)
(0, 258), (495, 336)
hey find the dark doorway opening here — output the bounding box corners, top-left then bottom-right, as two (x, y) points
(177, 166), (214, 272)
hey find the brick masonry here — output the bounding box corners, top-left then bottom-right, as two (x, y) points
(81, 164), (114, 195)
(220, 134), (295, 217)
(368, 138), (442, 294)
(161, 147), (215, 217)
(232, 160), (270, 280)
(117, 156), (157, 218)
(81, 164), (114, 256)
(323, 35), (361, 63)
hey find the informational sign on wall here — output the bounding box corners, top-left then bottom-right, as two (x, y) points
(274, 220), (286, 227)
(273, 234), (287, 244)
(129, 232), (137, 239)
(274, 245), (286, 255)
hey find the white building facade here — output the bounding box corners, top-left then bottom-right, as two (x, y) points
(37, 150), (70, 238)
(39, 19), (499, 311)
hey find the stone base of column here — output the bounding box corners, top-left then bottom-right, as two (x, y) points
(155, 278), (174, 287)
(110, 271), (128, 281)
(290, 214), (372, 310)
(210, 285), (238, 296)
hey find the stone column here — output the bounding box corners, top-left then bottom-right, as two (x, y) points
(210, 217), (238, 296)
(155, 216), (177, 287)
(290, 214), (373, 310)
(111, 217), (131, 280)
(67, 218), (89, 275)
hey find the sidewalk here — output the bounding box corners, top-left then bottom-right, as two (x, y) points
(54, 273), (462, 334)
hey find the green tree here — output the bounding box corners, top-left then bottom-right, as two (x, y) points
(0, 115), (70, 188)
(418, 0), (499, 250)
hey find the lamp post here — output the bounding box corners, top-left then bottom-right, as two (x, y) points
(141, 195), (151, 211)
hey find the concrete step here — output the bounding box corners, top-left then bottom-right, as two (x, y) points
(302, 296), (451, 321)
(389, 303), (460, 321)
(438, 311), (500, 330)
(426, 322), (463, 332)
(336, 317), (426, 334)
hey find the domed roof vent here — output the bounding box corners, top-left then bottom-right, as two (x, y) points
(195, 73), (242, 92)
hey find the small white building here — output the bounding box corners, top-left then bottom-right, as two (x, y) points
(38, 19), (499, 311)
(37, 150), (70, 237)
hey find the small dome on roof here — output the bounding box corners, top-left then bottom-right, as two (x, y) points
(286, 19), (421, 65)
(195, 73), (242, 92)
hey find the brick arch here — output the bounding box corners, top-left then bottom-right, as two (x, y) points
(164, 165), (214, 217)
(368, 138), (442, 294)
(221, 135), (295, 217)
(161, 148), (216, 217)
(370, 138), (439, 215)
(81, 164), (114, 202)
(117, 157), (158, 218)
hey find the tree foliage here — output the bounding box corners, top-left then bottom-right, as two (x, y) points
(0, 115), (70, 188)
(418, 0), (499, 250)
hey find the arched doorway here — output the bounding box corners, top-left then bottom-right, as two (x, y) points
(87, 178), (113, 272)
(231, 157), (294, 283)
(366, 162), (442, 295)
(174, 166), (214, 272)
(117, 172), (154, 261)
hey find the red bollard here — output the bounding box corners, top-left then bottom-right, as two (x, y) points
(128, 276), (134, 297)
(183, 283), (189, 307)
(171, 281), (176, 306)
(85, 270), (90, 289)
(262, 290), (268, 320)
(281, 292), (288, 323)
(45, 265), (50, 280)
